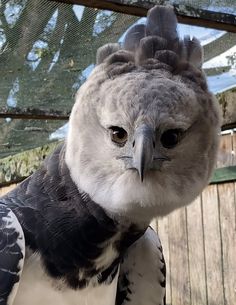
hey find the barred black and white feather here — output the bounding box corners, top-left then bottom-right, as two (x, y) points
(0, 205), (25, 305)
(117, 227), (166, 305)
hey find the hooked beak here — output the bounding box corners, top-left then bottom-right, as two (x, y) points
(133, 125), (155, 182)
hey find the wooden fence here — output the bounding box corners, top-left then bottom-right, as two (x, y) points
(151, 132), (236, 305)
(152, 182), (236, 305)
(1, 133), (236, 305)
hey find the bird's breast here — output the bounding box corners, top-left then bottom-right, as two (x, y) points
(14, 252), (119, 305)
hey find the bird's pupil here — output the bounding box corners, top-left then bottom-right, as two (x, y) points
(161, 129), (182, 148)
(115, 130), (125, 139)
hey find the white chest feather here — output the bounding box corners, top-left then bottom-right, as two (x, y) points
(14, 254), (118, 305)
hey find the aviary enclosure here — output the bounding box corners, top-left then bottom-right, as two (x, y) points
(0, 1), (236, 304)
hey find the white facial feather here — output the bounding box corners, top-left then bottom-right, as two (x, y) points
(65, 67), (220, 223)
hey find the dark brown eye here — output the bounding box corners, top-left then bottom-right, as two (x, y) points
(109, 126), (128, 146)
(160, 129), (183, 149)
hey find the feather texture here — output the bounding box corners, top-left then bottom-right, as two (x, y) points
(116, 227), (166, 305)
(0, 205), (25, 305)
(97, 5), (203, 70)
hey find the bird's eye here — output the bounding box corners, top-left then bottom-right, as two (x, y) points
(160, 129), (183, 149)
(109, 126), (128, 146)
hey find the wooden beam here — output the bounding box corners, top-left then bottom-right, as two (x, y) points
(0, 107), (70, 120)
(53, 0), (236, 33)
(203, 33), (236, 63)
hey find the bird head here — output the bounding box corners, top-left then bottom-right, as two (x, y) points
(65, 6), (221, 223)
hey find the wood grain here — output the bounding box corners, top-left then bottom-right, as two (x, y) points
(232, 132), (236, 166)
(168, 208), (191, 305)
(218, 183), (236, 305)
(217, 133), (233, 168)
(158, 217), (171, 305)
(202, 185), (224, 305)
(187, 196), (207, 305)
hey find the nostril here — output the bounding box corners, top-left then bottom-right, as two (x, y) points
(132, 140), (135, 147)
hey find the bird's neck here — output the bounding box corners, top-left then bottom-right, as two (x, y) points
(6, 143), (146, 289)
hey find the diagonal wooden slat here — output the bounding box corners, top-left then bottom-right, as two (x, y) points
(52, 0), (236, 33)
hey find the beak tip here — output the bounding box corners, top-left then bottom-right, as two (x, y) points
(139, 171), (144, 183)
(134, 124), (154, 184)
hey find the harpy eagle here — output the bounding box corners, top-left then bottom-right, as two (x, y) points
(0, 5), (220, 305)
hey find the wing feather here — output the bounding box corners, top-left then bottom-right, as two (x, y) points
(0, 205), (25, 305)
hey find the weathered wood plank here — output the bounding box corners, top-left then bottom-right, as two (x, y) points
(168, 208), (190, 305)
(55, 0), (236, 33)
(186, 197), (207, 305)
(232, 132), (236, 166)
(211, 132), (236, 184)
(157, 217), (171, 305)
(218, 183), (236, 305)
(202, 185), (224, 305)
(217, 133), (233, 168)
(218, 89), (236, 131)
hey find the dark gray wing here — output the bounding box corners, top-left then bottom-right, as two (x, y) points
(116, 227), (166, 305)
(0, 204), (25, 305)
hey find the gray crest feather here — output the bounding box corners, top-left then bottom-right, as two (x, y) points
(96, 43), (120, 64)
(183, 35), (203, 68)
(154, 50), (179, 69)
(123, 24), (146, 52)
(121, 5), (203, 70)
(137, 36), (167, 63)
(97, 6), (203, 71)
(146, 5), (178, 41)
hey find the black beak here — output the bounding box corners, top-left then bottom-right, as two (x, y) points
(133, 125), (155, 182)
